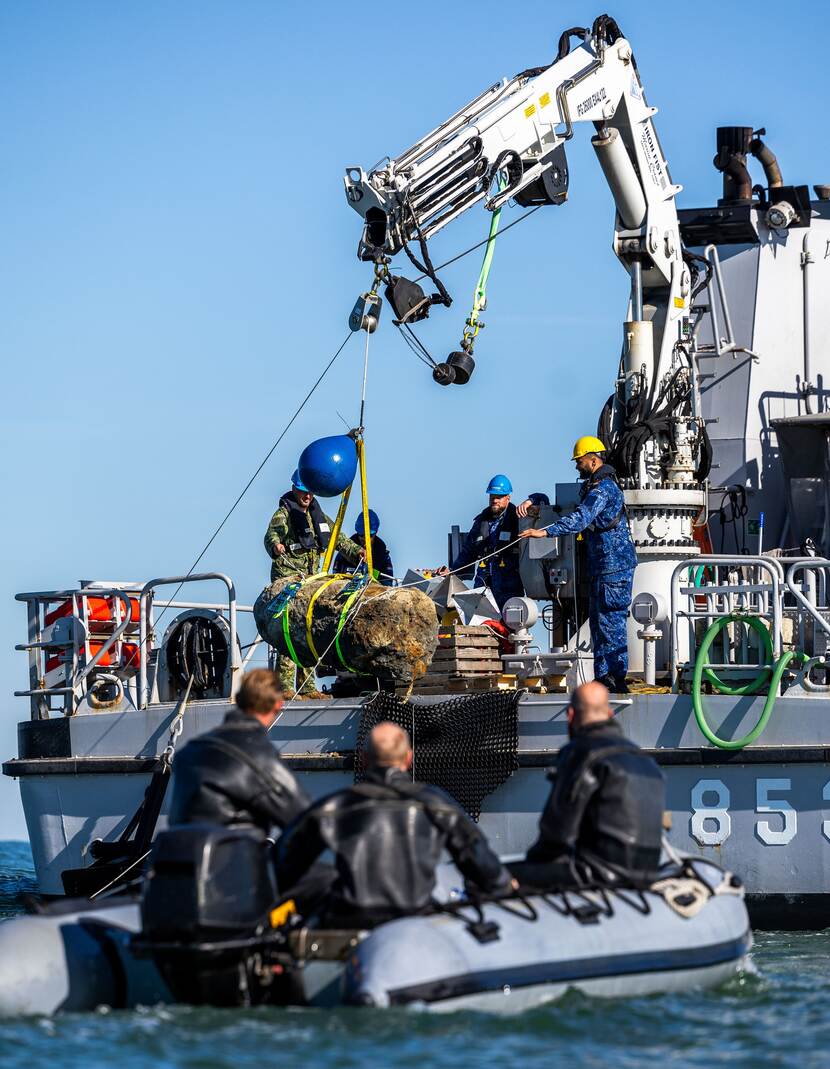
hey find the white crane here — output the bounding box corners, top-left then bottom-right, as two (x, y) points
(343, 14), (705, 497)
(344, 14), (712, 675)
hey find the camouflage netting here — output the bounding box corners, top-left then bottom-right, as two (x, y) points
(355, 690), (521, 820)
(254, 577), (438, 685)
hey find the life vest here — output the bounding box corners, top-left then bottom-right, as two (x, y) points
(279, 491), (331, 554)
(580, 465), (627, 534)
(473, 502), (521, 566)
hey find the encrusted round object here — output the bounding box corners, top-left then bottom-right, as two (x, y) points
(254, 576), (438, 684)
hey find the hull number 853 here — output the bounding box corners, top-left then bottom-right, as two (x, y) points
(690, 778), (830, 847)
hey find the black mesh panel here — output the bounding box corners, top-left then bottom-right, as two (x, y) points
(356, 691), (520, 821)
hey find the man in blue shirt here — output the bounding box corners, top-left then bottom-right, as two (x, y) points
(518, 437), (637, 693)
(437, 474), (524, 610)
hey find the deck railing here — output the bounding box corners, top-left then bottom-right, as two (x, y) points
(15, 575), (255, 718)
(671, 554), (830, 691)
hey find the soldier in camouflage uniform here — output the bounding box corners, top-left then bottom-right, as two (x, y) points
(518, 437), (637, 694)
(264, 470), (363, 693)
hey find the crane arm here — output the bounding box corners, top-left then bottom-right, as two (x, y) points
(344, 15), (705, 493)
(344, 17), (683, 294)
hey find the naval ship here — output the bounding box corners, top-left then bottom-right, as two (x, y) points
(5, 21), (830, 928)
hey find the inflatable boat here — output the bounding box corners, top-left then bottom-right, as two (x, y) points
(0, 826), (752, 1016)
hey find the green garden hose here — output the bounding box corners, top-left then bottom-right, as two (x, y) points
(691, 614), (808, 750)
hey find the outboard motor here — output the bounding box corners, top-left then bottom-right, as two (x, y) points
(134, 825), (282, 1006)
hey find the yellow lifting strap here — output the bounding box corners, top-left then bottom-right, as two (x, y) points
(304, 573), (352, 662)
(356, 437), (374, 577)
(320, 482), (353, 575)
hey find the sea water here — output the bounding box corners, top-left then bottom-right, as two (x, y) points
(0, 841), (827, 1069)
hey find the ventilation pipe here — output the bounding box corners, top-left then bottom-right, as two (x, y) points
(714, 127), (753, 204)
(748, 129), (783, 189)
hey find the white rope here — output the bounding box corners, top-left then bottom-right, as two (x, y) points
(359, 326), (370, 430)
(385, 533), (529, 589)
(89, 849), (152, 901)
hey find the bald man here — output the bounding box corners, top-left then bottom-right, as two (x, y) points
(511, 680), (665, 889)
(275, 721), (514, 928)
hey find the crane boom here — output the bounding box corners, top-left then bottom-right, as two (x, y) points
(344, 14), (706, 498)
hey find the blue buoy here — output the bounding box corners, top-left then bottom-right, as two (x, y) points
(297, 435), (358, 497)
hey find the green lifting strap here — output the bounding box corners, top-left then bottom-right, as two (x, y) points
(334, 583), (367, 673)
(282, 603), (302, 667)
(272, 576), (318, 669)
(462, 174), (506, 350)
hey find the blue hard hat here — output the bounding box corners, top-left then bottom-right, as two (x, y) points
(486, 474), (513, 495)
(297, 434), (358, 497)
(355, 509), (380, 536)
(291, 468), (310, 493)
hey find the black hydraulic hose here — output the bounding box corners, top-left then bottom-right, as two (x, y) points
(591, 14), (623, 48)
(402, 207), (452, 308)
(612, 364), (698, 479)
(715, 486), (748, 554)
(684, 250), (713, 302)
(556, 26), (588, 60)
(694, 422), (713, 483)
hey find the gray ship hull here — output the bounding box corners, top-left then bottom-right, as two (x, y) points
(5, 691), (829, 927)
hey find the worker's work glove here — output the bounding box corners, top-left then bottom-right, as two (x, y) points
(516, 499), (539, 518)
(518, 529), (547, 539)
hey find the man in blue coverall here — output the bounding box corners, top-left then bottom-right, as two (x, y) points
(437, 474), (524, 611)
(518, 437), (637, 693)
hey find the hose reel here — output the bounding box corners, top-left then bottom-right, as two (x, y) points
(161, 611), (231, 701)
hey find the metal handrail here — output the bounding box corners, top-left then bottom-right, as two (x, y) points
(139, 573), (240, 709)
(14, 587), (135, 716)
(670, 556), (783, 684)
(703, 244), (760, 361)
(785, 560), (830, 638)
(75, 590), (133, 685)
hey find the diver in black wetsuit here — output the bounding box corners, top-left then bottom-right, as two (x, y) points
(168, 668), (310, 835)
(511, 680), (665, 889)
(275, 722), (515, 928)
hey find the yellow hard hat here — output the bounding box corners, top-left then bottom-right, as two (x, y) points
(571, 435), (607, 460)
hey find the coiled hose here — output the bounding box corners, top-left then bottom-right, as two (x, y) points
(691, 614), (809, 750)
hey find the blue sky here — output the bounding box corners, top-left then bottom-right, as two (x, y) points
(1, 0), (827, 837)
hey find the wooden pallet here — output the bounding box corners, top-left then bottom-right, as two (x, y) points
(431, 651), (503, 671)
(437, 625), (499, 647)
(413, 623), (505, 694)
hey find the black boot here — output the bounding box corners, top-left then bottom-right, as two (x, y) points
(596, 674), (616, 691)
(612, 676), (630, 694)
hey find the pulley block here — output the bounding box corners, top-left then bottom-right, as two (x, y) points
(349, 291), (383, 333)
